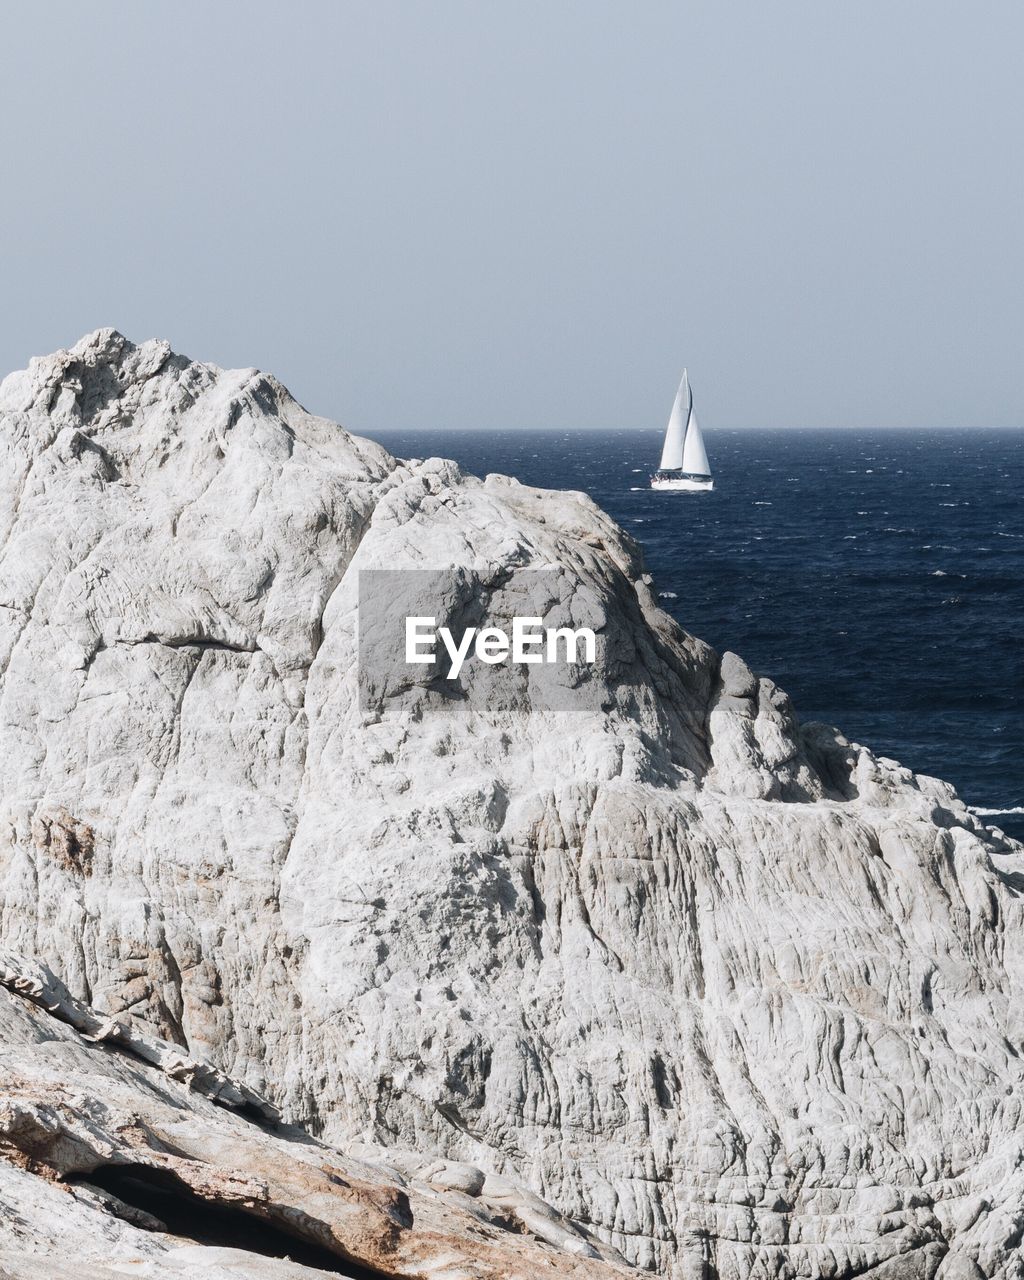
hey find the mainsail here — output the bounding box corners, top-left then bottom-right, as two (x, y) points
(658, 370), (690, 470)
(658, 369), (711, 477)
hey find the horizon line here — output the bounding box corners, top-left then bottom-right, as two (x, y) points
(356, 422), (1024, 434)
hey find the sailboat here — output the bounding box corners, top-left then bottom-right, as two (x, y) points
(650, 369), (713, 491)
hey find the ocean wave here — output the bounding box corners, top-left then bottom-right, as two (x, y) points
(971, 806), (1024, 817)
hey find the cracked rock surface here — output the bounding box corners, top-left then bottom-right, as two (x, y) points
(1, 330), (1022, 1278)
(0, 949), (630, 1277)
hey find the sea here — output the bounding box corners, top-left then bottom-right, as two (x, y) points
(366, 427), (1023, 841)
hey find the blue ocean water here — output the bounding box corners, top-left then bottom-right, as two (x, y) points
(367, 427), (1023, 838)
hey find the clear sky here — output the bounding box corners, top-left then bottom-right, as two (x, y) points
(2, 3), (1022, 431)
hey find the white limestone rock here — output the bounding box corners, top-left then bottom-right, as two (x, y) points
(0, 949), (631, 1277)
(0, 330), (1022, 1279)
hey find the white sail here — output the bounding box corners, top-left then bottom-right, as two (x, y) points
(681, 406), (710, 476)
(658, 370), (690, 470)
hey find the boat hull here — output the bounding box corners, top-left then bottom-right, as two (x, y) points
(650, 474), (714, 492)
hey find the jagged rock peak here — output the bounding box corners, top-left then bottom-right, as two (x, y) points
(0, 334), (1021, 1279)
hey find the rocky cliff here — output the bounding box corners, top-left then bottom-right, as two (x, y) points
(0, 330), (1021, 1279)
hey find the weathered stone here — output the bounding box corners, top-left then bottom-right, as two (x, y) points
(0, 952), (630, 1277)
(0, 331), (1021, 1278)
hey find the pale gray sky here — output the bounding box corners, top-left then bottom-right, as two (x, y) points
(2, 3), (1021, 430)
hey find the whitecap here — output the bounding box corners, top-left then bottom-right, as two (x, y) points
(753, 501), (772, 506)
(659, 591), (678, 599)
(971, 805), (1024, 817)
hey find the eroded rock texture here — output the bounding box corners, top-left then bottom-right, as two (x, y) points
(0, 330), (1022, 1278)
(0, 949), (630, 1277)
